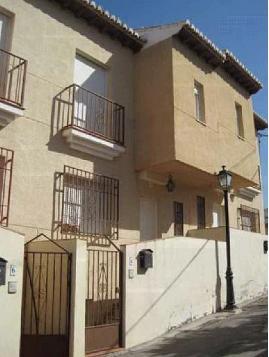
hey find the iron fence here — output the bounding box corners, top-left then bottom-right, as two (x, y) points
(55, 84), (125, 145)
(0, 48), (27, 107)
(86, 249), (120, 327)
(0, 147), (14, 226)
(61, 165), (119, 240)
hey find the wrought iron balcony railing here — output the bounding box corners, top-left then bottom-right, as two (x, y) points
(0, 147), (14, 226)
(56, 84), (125, 146)
(0, 48), (27, 108)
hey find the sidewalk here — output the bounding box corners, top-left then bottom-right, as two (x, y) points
(110, 296), (268, 357)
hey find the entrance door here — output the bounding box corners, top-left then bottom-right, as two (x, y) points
(20, 236), (72, 357)
(140, 198), (158, 240)
(85, 243), (123, 354)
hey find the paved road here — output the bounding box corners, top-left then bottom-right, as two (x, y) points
(111, 297), (268, 357)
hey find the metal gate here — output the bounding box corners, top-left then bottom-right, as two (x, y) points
(20, 234), (72, 357)
(85, 238), (123, 354)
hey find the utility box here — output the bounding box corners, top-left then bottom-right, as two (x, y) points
(0, 257), (7, 285)
(263, 241), (268, 254)
(138, 249), (153, 269)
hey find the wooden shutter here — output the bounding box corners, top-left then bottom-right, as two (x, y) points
(174, 201), (183, 236)
(197, 196), (206, 229)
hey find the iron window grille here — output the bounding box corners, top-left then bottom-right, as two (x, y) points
(174, 201), (183, 236)
(61, 165), (119, 239)
(240, 205), (260, 233)
(0, 147), (14, 226)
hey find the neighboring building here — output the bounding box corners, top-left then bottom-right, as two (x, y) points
(0, 1), (267, 356)
(265, 208), (268, 235)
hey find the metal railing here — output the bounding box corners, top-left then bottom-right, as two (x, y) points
(56, 84), (125, 145)
(61, 165), (119, 240)
(240, 205), (260, 233)
(0, 49), (27, 107)
(0, 147), (14, 226)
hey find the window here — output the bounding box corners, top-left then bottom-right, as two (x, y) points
(62, 166), (119, 239)
(235, 103), (244, 138)
(194, 81), (205, 123)
(240, 205), (260, 233)
(174, 201), (183, 236)
(0, 147), (14, 227)
(197, 196), (206, 229)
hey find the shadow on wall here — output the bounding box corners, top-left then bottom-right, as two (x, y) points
(125, 240), (211, 338)
(134, 302), (267, 356)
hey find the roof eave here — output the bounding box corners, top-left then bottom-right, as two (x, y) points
(53, 0), (145, 52)
(254, 112), (268, 131)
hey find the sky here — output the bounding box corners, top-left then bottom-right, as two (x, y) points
(98, 0), (268, 207)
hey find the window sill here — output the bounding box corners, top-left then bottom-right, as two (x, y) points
(195, 118), (206, 126)
(237, 135), (245, 141)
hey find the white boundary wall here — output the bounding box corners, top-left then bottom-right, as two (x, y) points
(122, 229), (267, 348)
(0, 227), (24, 357)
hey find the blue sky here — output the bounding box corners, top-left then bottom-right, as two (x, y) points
(98, 0), (268, 207)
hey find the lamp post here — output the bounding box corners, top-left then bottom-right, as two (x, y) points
(217, 165), (236, 310)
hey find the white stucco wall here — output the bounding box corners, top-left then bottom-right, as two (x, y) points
(0, 227), (24, 357)
(122, 229), (267, 348)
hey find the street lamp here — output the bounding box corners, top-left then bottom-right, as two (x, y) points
(217, 165), (236, 310)
(166, 175), (175, 192)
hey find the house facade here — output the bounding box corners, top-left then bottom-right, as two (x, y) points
(0, 1), (267, 356)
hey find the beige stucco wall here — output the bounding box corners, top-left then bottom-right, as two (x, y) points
(0, 0), (139, 243)
(134, 38), (175, 170)
(0, 227), (24, 357)
(172, 39), (259, 186)
(122, 229), (267, 348)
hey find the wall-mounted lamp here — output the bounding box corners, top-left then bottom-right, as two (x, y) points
(166, 175), (175, 192)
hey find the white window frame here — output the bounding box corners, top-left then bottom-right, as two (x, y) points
(194, 81), (205, 124)
(235, 102), (244, 139)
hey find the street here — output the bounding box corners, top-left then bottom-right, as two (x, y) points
(110, 296), (268, 357)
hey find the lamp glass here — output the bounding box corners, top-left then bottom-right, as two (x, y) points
(218, 167), (232, 191)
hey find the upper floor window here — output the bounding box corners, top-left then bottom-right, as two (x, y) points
(0, 146), (14, 227)
(174, 201), (183, 236)
(194, 81), (205, 124)
(197, 196), (206, 229)
(235, 103), (244, 138)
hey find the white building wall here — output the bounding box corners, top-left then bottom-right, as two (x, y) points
(0, 227), (24, 357)
(122, 229), (267, 348)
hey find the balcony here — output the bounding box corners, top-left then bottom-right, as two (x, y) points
(0, 49), (27, 125)
(56, 84), (126, 160)
(0, 147), (14, 227)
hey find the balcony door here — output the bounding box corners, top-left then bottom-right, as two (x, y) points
(0, 12), (10, 50)
(73, 54), (107, 133)
(0, 12), (11, 101)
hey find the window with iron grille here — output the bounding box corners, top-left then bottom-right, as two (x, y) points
(240, 205), (260, 233)
(0, 147), (14, 226)
(197, 196), (206, 229)
(174, 201), (183, 236)
(62, 165), (119, 239)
